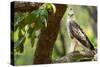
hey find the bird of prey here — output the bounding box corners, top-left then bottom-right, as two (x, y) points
(66, 8), (95, 53)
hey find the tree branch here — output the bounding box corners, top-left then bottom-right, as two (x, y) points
(54, 50), (96, 63)
(13, 1), (42, 12)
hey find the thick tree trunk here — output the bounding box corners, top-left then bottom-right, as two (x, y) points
(33, 4), (67, 64)
(12, 1), (67, 65)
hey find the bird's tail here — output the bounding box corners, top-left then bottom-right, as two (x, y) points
(87, 37), (95, 50)
(87, 37), (97, 55)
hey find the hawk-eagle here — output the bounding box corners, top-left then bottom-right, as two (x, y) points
(66, 8), (95, 53)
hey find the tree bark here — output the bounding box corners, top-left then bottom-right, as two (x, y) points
(54, 50), (96, 63)
(33, 4), (67, 64)
(13, 1), (42, 12)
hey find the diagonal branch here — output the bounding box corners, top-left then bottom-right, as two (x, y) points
(54, 50), (96, 63)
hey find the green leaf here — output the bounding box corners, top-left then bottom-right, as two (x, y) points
(16, 43), (24, 53)
(15, 29), (26, 53)
(27, 25), (34, 38)
(30, 35), (36, 47)
(14, 7), (49, 31)
(14, 13), (29, 30)
(18, 30), (23, 38)
(46, 3), (56, 14)
(14, 36), (25, 53)
(18, 13), (29, 29)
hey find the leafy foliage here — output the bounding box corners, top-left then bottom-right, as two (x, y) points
(12, 3), (56, 53)
(14, 30), (25, 53)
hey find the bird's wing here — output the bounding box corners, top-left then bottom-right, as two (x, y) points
(69, 20), (94, 50)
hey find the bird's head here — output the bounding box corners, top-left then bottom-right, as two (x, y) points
(67, 8), (75, 18)
(67, 7), (76, 21)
